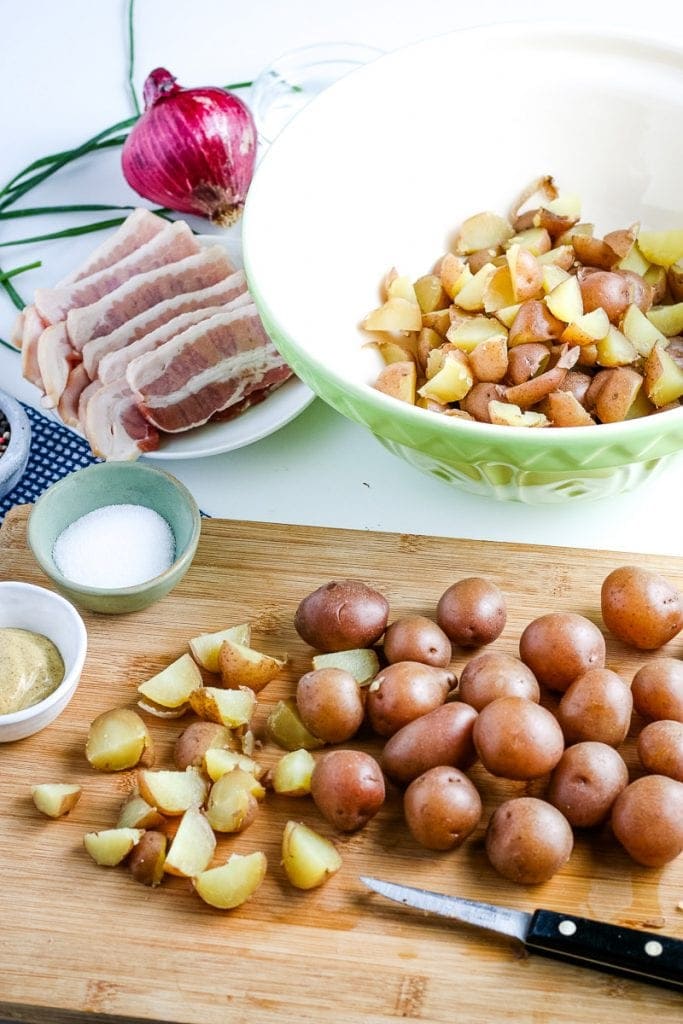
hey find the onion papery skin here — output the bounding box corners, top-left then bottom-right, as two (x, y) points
(122, 68), (257, 227)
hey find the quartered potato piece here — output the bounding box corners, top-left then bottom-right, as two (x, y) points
(137, 653), (202, 710)
(84, 828), (143, 867)
(86, 708), (153, 772)
(164, 807), (216, 877)
(218, 640), (287, 692)
(193, 851), (267, 910)
(281, 821), (342, 889)
(188, 686), (256, 728)
(189, 623), (251, 673)
(271, 749), (316, 797)
(31, 783), (82, 819)
(137, 767), (208, 815)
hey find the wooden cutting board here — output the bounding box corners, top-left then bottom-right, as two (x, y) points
(0, 506), (681, 1024)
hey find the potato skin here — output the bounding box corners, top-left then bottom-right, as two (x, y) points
(404, 767), (482, 851)
(601, 566), (683, 650)
(460, 382), (505, 422)
(366, 662), (455, 737)
(519, 612), (606, 693)
(437, 578), (506, 647)
(547, 742), (629, 827)
(631, 658), (683, 722)
(296, 668), (364, 744)
(637, 720), (683, 782)
(473, 696), (564, 780)
(383, 616), (452, 668)
(458, 651), (540, 711)
(294, 579), (389, 652)
(578, 268), (653, 322)
(382, 702), (478, 784)
(506, 343), (550, 385)
(128, 830), (167, 887)
(611, 775), (683, 866)
(485, 797), (573, 884)
(173, 722), (236, 770)
(556, 668), (633, 747)
(311, 750), (385, 832)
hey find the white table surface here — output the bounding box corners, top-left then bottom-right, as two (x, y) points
(2, 0), (683, 556)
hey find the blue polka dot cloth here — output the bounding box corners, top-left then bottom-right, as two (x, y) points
(0, 403), (208, 522)
(0, 403), (99, 523)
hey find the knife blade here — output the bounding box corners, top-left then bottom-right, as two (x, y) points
(360, 876), (683, 992)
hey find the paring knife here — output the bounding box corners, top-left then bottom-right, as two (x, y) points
(360, 876), (683, 991)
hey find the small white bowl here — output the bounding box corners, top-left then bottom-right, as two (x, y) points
(0, 581), (87, 742)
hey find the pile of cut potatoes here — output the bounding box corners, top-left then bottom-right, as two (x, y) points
(363, 177), (683, 426)
(31, 623), (342, 909)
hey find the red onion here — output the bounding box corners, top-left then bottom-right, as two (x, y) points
(122, 68), (257, 226)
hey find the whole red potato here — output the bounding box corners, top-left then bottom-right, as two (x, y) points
(601, 566), (683, 650)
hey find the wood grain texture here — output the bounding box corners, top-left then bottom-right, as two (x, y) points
(0, 506), (682, 1024)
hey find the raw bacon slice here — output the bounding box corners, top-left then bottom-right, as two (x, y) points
(126, 303), (292, 433)
(20, 305), (49, 388)
(85, 379), (159, 461)
(209, 378), (291, 421)
(97, 291), (251, 385)
(81, 269), (247, 379)
(37, 323), (79, 409)
(57, 364), (91, 427)
(66, 245), (234, 351)
(78, 378), (103, 427)
(34, 220), (200, 324)
(56, 208), (167, 286)
(10, 311), (24, 349)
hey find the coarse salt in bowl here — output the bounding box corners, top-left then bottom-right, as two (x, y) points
(27, 463), (201, 614)
(243, 23), (683, 503)
(52, 504), (176, 589)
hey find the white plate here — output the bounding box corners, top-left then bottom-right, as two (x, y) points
(142, 375), (312, 460)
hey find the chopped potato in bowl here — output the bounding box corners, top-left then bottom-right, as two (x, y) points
(363, 177), (683, 429)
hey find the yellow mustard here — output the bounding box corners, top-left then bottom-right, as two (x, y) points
(0, 627), (64, 715)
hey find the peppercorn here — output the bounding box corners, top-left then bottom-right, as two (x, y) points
(0, 412), (10, 459)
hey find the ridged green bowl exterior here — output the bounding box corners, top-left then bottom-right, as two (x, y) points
(255, 303), (683, 503)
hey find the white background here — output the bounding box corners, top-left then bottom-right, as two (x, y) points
(2, 0), (683, 553)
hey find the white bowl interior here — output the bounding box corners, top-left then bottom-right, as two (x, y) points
(0, 582), (87, 737)
(246, 25), (683, 391)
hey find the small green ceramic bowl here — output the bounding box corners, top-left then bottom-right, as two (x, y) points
(27, 463), (201, 614)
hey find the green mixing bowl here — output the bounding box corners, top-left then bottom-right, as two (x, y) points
(243, 24), (683, 503)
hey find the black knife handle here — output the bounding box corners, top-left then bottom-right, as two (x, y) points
(526, 910), (683, 991)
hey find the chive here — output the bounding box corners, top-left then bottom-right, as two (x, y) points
(2, 137), (131, 196)
(0, 260), (41, 281)
(0, 204), (171, 222)
(127, 0), (141, 116)
(0, 203), (140, 220)
(1, 127), (136, 196)
(0, 217), (131, 248)
(0, 336), (20, 352)
(0, 273), (26, 311)
(0, 117), (138, 210)
(0, 259), (39, 313)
